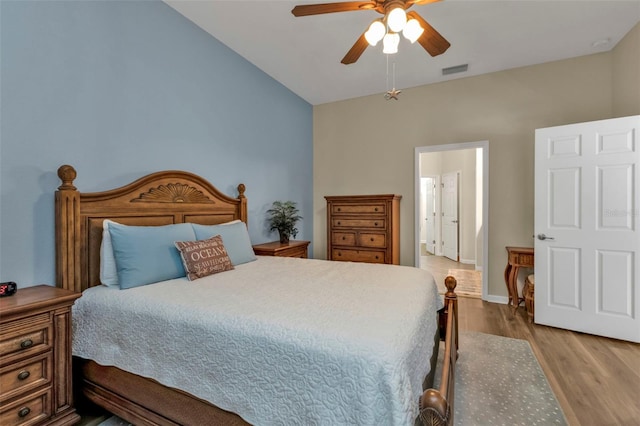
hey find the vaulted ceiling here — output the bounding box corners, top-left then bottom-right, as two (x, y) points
(165, 0), (640, 105)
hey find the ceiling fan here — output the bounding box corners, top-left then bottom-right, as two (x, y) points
(291, 0), (451, 64)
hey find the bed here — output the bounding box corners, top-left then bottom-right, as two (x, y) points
(54, 164), (458, 426)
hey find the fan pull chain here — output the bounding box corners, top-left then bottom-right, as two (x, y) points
(385, 59), (401, 101)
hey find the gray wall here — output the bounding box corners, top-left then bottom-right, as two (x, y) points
(0, 0), (313, 287)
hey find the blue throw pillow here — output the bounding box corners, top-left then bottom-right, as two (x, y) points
(192, 221), (257, 266)
(108, 222), (196, 289)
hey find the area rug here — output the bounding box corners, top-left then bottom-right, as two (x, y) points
(433, 331), (567, 425)
(98, 332), (566, 426)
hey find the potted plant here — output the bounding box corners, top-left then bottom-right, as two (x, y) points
(267, 200), (302, 244)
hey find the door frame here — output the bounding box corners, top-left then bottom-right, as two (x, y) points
(414, 141), (490, 300)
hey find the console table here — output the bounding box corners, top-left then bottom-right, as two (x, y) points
(504, 246), (534, 312)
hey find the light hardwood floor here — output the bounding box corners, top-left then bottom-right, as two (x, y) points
(457, 296), (640, 426)
(420, 254), (482, 297)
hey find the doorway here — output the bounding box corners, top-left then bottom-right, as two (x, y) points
(414, 141), (489, 299)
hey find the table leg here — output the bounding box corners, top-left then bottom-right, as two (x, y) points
(509, 266), (521, 313)
(504, 263), (513, 305)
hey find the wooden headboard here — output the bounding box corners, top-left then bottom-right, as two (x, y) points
(55, 165), (247, 293)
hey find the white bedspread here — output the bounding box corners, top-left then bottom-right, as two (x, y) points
(72, 257), (443, 425)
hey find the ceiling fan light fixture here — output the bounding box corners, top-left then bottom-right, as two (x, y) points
(403, 18), (424, 43)
(387, 7), (407, 33)
(383, 32), (400, 54)
(365, 20), (385, 46)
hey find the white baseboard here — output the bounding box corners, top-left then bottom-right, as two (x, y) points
(475, 266), (483, 272)
(483, 294), (509, 304)
(459, 258), (475, 265)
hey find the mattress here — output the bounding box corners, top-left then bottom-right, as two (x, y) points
(72, 256), (443, 425)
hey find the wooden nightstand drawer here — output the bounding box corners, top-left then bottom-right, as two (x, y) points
(332, 249), (386, 264)
(332, 203), (386, 215)
(0, 317), (52, 363)
(0, 352), (52, 403)
(0, 387), (51, 426)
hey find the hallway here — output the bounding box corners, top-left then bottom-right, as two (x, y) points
(420, 253), (482, 298)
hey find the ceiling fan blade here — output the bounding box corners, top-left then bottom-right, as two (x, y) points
(407, 0), (442, 6)
(407, 11), (450, 57)
(341, 31), (369, 65)
(292, 2), (376, 17)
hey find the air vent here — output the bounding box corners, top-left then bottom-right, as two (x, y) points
(442, 64), (469, 75)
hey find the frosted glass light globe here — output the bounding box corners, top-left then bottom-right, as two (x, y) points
(383, 32), (400, 54)
(365, 20), (385, 46)
(387, 7), (407, 33)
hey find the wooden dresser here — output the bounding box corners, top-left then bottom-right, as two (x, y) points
(325, 194), (401, 265)
(0, 285), (81, 426)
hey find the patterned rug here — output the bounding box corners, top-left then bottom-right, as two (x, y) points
(434, 331), (567, 425)
(446, 268), (482, 297)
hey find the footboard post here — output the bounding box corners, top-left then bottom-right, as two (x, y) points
(418, 276), (458, 426)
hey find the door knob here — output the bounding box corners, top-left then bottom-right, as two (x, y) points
(536, 233), (555, 241)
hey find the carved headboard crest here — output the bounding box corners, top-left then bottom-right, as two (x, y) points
(132, 183), (215, 204)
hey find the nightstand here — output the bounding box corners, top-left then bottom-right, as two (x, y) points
(0, 285), (81, 426)
(252, 240), (310, 258)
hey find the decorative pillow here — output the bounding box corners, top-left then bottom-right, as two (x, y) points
(175, 235), (234, 280)
(192, 221), (257, 266)
(100, 220), (119, 287)
(108, 222), (196, 289)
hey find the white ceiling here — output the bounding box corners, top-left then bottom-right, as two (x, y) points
(165, 0), (640, 105)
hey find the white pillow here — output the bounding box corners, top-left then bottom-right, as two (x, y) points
(100, 219), (119, 287)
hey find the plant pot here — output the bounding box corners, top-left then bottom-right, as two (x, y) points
(279, 232), (290, 244)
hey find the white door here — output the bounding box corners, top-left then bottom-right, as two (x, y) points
(425, 177), (436, 254)
(442, 172), (459, 261)
(534, 115), (640, 343)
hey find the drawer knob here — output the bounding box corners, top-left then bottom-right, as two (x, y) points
(337, 207), (341, 211)
(375, 207), (378, 211)
(18, 407), (31, 418)
(375, 255), (379, 259)
(374, 222), (378, 226)
(20, 339), (33, 349)
(17, 370), (30, 381)
(337, 221), (341, 225)
(370, 238), (374, 241)
(342, 236), (346, 240)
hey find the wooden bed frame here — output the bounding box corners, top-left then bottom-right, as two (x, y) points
(54, 164), (459, 426)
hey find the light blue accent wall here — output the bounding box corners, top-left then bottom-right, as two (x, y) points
(0, 0), (313, 287)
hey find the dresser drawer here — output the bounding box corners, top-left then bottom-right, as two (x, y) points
(332, 249), (386, 264)
(0, 352), (52, 403)
(331, 218), (386, 229)
(358, 233), (386, 248)
(0, 387), (51, 426)
(332, 232), (356, 246)
(0, 316), (52, 363)
(332, 203), (386, 215)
